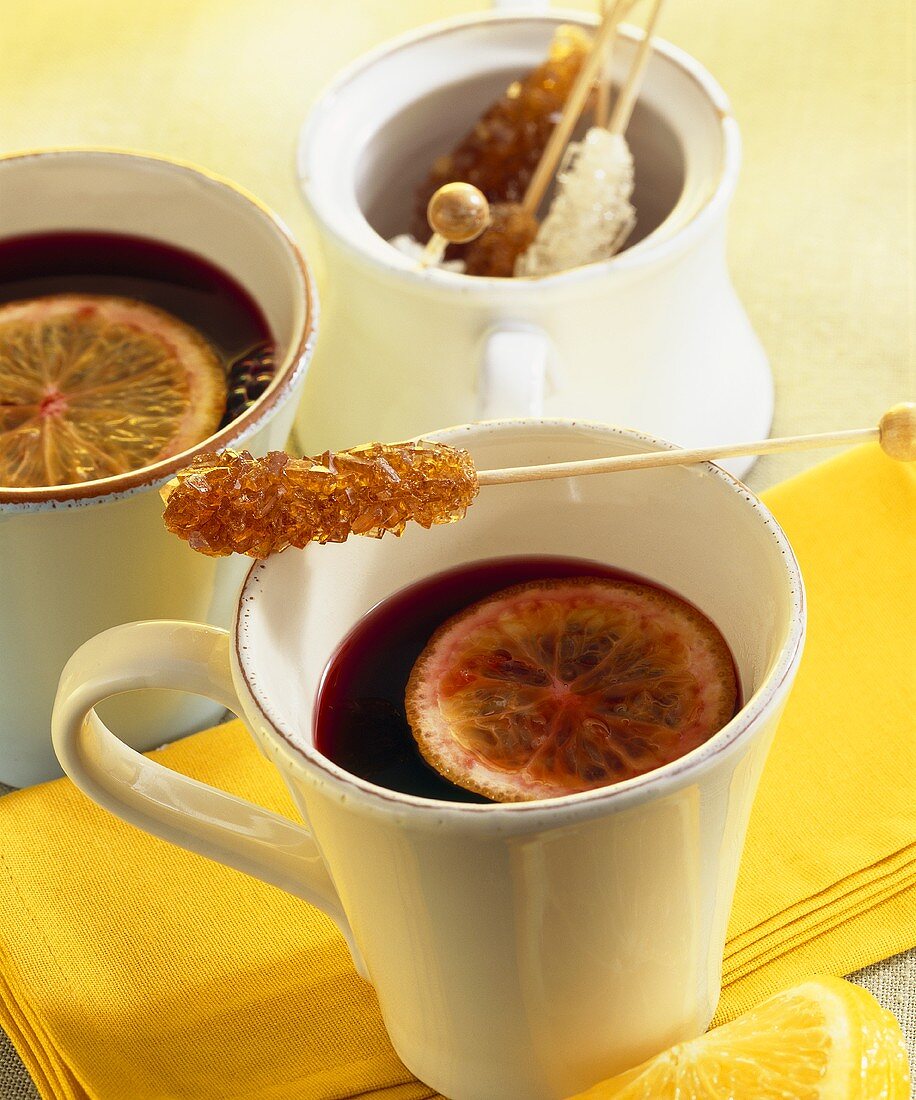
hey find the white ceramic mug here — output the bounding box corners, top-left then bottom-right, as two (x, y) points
(296, 8), (772, 474)
(0, 150), (317, 786)
(52, 420), (804, 1100)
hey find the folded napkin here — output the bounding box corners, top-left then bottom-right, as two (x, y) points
(1, 444), (913, 1099)
(713, 445), (916, 1022)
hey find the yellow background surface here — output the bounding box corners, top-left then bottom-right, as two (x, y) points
(1, 0), (913, 487)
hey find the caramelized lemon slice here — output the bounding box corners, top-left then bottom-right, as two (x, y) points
(572, 977), (910, 1099)
(0, 294), (227, 488)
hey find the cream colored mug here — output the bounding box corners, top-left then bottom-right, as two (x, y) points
(296, 8), (772, 475)
(52, 420), (805, 1100)
(0, 149), (316, 786)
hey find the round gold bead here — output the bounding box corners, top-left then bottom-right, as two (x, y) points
(427, 183), (490, 244)
(878, 402), (916, 461)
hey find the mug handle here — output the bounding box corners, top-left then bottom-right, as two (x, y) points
(477, 324), (555, 419)
(51, 620), (364, 970)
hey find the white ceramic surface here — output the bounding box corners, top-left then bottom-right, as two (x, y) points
(0, 150), (317, 786)
(53, 420), (804, 1100)
(295, 10), (773, 473)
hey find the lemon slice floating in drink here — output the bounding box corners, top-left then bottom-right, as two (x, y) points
(0, 293), (227, 488)
(571, 976), (910, 1099)
(406, 577), (738, 801)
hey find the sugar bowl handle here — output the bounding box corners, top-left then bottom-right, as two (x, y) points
(477, 324), (555, 419)
(51, 620), (362, 969)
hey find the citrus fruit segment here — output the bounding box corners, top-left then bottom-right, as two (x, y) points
(405, 577), (738, 801)
(0, 294), (227, 488)
(570, 976), (910, 1099)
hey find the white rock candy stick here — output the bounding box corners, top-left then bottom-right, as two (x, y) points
(516, 0), (665, 278)
(516, 130), (635, 276)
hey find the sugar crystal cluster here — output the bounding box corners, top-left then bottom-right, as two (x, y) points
(161, 441), (480, 558)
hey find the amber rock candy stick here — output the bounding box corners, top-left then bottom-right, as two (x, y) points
(412, 25), (592, 243)
(161, 442), (480, 558)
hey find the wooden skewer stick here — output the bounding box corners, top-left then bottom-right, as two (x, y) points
(594, 0), (614, 129)
(607, 0), (666, 135)
(476, 404), (916, 487)
(594, 0), (640, 129)
(594, 3), (613, 129)
(522, 0), (630, 215)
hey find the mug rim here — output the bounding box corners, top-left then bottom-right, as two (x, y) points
(298, 8), (740, 293)
(0, 148), (318, 511)
(232, 418), (806, 825)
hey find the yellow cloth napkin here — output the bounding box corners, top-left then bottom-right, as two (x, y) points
(712, 445), (916, 1022)
(1, 444), (914, 1100)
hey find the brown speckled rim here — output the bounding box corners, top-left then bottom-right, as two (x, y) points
(0, 149), (316, 510)
(232, 419), (806, 830)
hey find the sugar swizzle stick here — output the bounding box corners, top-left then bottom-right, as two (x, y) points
(162, 404), (916, 558)
(161, 443), (480, 558)
(412, 23), (592, 239)
(462, 0), (634, 277)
